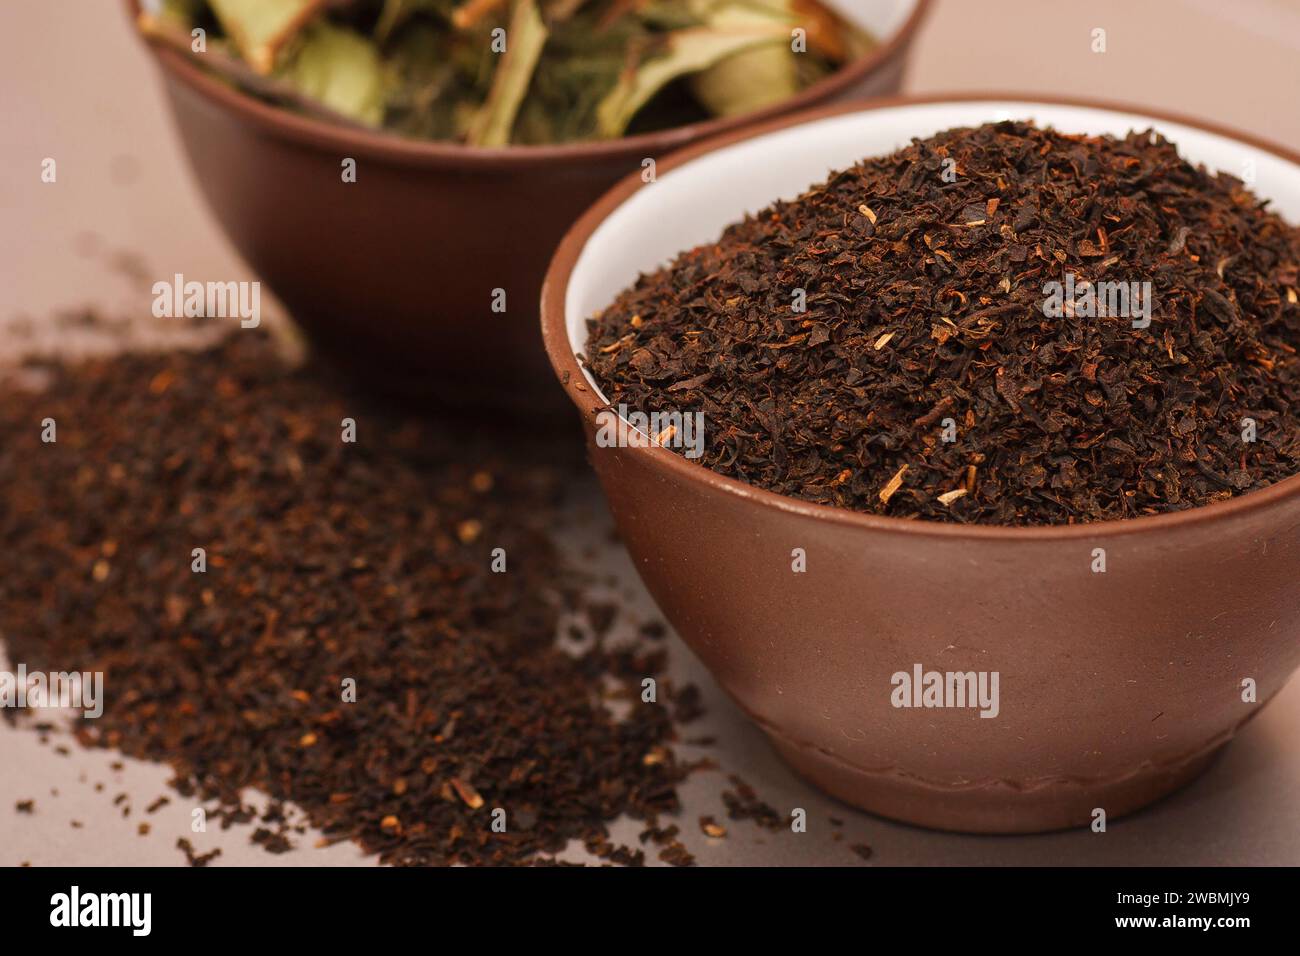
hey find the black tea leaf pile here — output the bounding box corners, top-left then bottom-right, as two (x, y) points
(0, 331), (693, 865)
(585, 122), (1300, 525)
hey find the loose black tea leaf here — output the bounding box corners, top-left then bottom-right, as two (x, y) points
(657, 839), (696, 866)
(0, 331), (693, 865)
(585, 122), (1300, 525)
(719, 774), (783, 829)
(176, 837), (222, 867)
(699, 814), (727, 838)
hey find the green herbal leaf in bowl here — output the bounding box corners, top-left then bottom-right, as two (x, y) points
(465, 0), (549, 146)
(208, 0), (328, 73)
(279, 22), (387, 126)
(135, 0), (875, 145)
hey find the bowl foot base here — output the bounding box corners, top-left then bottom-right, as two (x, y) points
(767, 736), (1223, 834)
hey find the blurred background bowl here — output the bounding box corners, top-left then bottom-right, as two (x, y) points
(542, 95), (1300, 832)
(125, 0), (931, 418)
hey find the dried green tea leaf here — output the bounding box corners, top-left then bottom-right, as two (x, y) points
(143, 0), (873, 144)
(465, 0), (549, 146)
(595, 25), (785, 138)
(381, 23), (463, 139)
(209, 0), (328, 74)
(688, 1), (796, 117)
(452, 0), (511, 29)
(279, 22), (386, 126)
(542, 0), (594, 23)
(510, 4), (642, 143)
(157, 0), (204, 26)
(375, 0), (454, 44)
(634, 0), (706, 31)
(138, 9), (364, 127)
(690, 44), (795, 116)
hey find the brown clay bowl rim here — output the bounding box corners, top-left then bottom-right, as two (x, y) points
(123, 0), (932, 169)
(541, 91), (1300, 541)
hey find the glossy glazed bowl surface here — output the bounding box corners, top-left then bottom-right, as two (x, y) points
(542, 95), (1300, 831)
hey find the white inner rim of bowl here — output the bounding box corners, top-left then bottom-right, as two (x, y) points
(565, 100), (1300, 406)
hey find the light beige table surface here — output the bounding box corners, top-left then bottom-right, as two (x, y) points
(1, 0), (1297, 866)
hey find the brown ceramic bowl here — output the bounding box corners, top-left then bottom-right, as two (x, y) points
(125, 0), (931, 417)
(542, 94), (1300, 833)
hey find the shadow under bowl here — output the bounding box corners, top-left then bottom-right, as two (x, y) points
(541, 93), (1300, 832)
